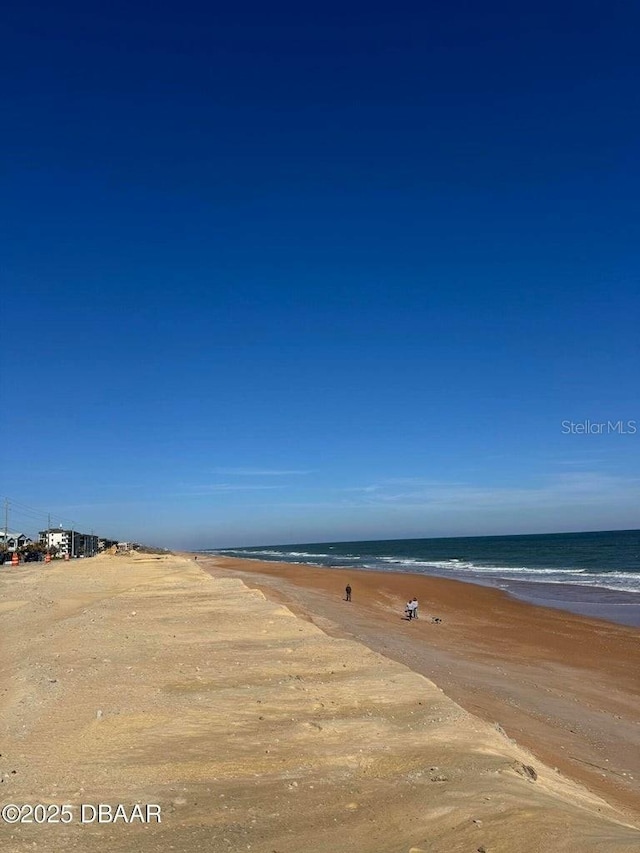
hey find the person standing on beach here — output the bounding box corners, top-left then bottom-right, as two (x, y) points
(405, 598), (418, 619)
(345, 584), (352, 602)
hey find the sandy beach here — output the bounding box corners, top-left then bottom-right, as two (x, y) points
(204, 555), (640, 821)
(1, 551), (639, 853)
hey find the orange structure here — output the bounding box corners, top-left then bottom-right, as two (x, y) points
(11, 552), (19, 566)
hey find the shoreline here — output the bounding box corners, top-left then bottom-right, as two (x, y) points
(498, 577), (640, 628)
(203, 552), (640, 628)
(202, 553), (640, 823)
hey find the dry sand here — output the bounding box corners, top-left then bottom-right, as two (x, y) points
(1, 551), (639, 853)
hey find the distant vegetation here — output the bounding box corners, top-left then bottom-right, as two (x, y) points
(132, 544), (174, 555)
(0, 541), (171, 562)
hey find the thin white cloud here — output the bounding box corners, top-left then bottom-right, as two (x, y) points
(177, 484), (284, 495)
(553, 459), (607, 466)
(350, 472), (640, 510)
(209, 468), (313, 476)
(316, 471), (640, 514)
(384, 478), (470, 487)
(342, 478), (470, 493)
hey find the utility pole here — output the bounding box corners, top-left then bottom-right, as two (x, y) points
(3, 498), (8, 559)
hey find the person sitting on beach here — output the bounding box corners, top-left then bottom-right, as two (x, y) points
(345, 584), (352, 602)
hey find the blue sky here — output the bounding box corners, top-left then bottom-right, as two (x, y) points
(2, 0), (639, 548)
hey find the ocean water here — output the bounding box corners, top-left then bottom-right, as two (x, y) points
(207, 530), (640, 628)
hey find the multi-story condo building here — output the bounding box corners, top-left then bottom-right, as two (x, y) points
(39, 529), (99, 558)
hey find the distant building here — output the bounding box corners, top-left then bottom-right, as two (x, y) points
(38, 529), (99, 557)
(40, 528), (72, 555)
(0, 531), (32, 551)
(74, 531), (99, 557)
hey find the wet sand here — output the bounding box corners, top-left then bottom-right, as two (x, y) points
(202, 555), (640, 822)
(493, 578), (640, 629)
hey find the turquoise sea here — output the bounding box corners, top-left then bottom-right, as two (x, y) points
(207, 529), (640, 628)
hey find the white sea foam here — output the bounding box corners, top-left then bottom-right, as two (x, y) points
(213, 546), (640, 595)
(370, 554), (640, 594)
